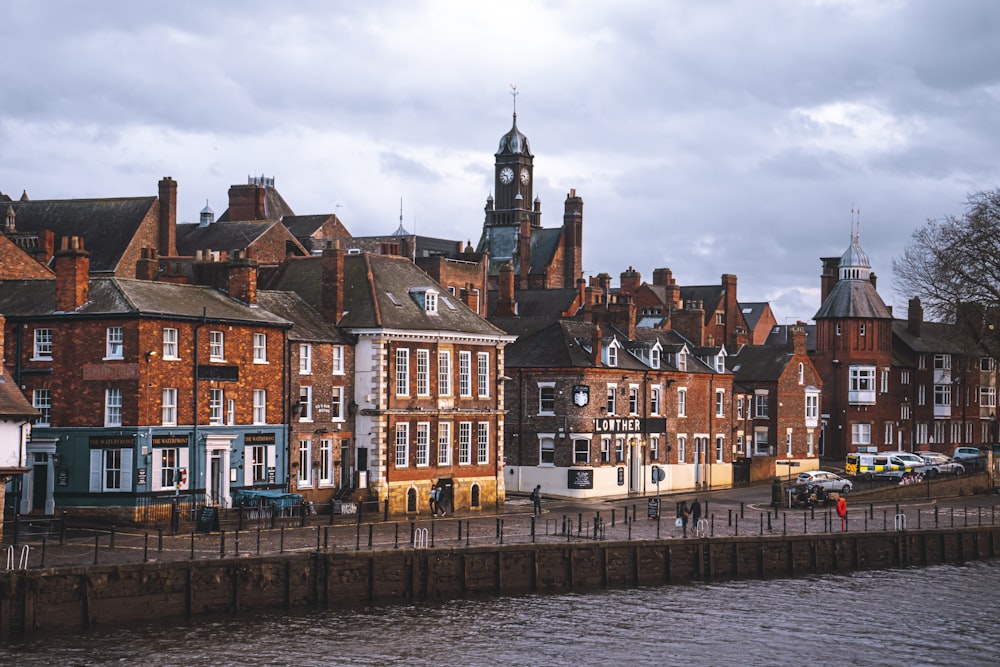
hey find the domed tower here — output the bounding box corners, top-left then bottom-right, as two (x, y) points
(485, 112), (540, 229)
(812, 224), (895, 459)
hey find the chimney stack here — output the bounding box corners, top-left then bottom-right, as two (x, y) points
(136, 247), (159, 281)
(592, 324), (603, 367)
(495, 262), (517, 317)
(321, 241), (345, 324)
(789, 324), (807, 356)
(227, 248), (258, 305)
(620, 266), (641, 297)
(908, 297), (923, 337)
(158, 177), (177, 256)
(54, 236), (90, 311)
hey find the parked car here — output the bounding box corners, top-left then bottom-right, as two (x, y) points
(796, 470), (853, 494)
(916, 451), (965, 477)
(952, 446), (986, 471)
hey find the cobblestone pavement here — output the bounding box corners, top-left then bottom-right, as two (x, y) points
(4, 489), (1000, 571)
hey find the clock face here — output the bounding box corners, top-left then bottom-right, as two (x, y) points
(520, 168), (530, 185)
(500, 167), (514, 185)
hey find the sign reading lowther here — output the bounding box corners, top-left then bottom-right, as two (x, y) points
(592, 417), (666, 434)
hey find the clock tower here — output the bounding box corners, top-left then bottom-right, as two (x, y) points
(486, 111), (540, 228)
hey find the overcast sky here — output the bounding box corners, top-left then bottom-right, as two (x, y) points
(3, 0), (999, 324)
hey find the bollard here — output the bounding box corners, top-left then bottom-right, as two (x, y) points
(864, 515), (868, 532)
(144, 533), (149, 562)
(94, 535), (100, 564)
(728, 508), (732, 527)
(917, 510), (921, 530)
(628, 520), (632, 541)
(499, 519), (504, 545)
(611, 509), (616, 527)
(578, 513), (583, 536)
(41, 536), (47, 568)
(767, 512), (772, 532)
(711, 514), (715, 537)
(431, 521), (436, 548)
(734, 516), (738, 537)
(190, 531), (195, 560)
(220, 530), (226, 557)
(256, 527), (261, 555)
(804, 512), (808, 534)
(457, 520), (462, 542)
(655, 514), (660, 539)
(935, 506), (939, 527)
(235, 529), (240, 555)
(355, 524), (361, 551)
(760, 513), (764, 535)
(496, 518), (501, 539)
(394, 523), (400, 549)
(316, 526), (322, 551)
(368, 524), (374, 548)
(782, 514), (786, 536)
(740, 501), (745, 519)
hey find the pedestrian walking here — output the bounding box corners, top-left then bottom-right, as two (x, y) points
(690, 498), (702, 529)
(429, 484), (439, 516)
(530, 485), (542, 515)
(678, 500), (689, 537)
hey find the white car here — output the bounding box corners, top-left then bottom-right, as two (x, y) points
(953, 446), (986, 470)
(796, 470), (853, 494)
(916, 452), (965, 477)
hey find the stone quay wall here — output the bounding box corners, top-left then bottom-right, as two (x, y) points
(2, 525), (999, 641)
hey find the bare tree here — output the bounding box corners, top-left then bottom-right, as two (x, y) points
(894, 188), (1000, 323)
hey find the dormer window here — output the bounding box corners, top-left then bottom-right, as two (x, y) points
(677, 350), (687, 372)
(410, 288), (439, 314)
(608, 345), (618, 367)
(715, 353), (725, 373)
(650, 346), (661, 369)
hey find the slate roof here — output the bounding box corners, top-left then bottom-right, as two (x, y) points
(764, 324), (817, 351)
(0, 368), (37, 418)
(487, 287), (579, 319)
(680, 284), (723, 320)
(739, 302), (770, 331)
(256, 290), (351, 344)
(529, 227), (563, 274)
(479, 224), (565, 277)
(176, 220), (299, 257)
(3, 197), (156, 272)
(892, 319), (979, 357)
(726, 345), (796, 382)
(281, 214), (334, 240)
(813, 279), (893, 320)
(0, 278), (290, 326)
(217, 187), (295, 222)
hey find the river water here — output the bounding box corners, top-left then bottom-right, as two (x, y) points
(4, 561), (999, 666)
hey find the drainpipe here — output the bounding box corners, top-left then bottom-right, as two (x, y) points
(193, 307), (206, 502)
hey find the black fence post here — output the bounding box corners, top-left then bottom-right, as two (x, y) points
(368, 524), (374, 548)
(93, 535), (100, 564)
(280, 526), (285, 553)
(144, 533), (149, 562)
(190, 531), (195, 559)
(257, 527), (261, 555)
(60, 511), (68, 545)
(158, 527), (163, 552)
(110, 525), (116, 549)
(41, 536), (47, 568)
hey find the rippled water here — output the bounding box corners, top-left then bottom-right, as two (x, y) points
(4, 562), (999, 666)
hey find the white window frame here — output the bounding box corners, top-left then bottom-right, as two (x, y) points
(416, 422), (430, 467)
(396, 348), (410, 396)
(805, 391), (819, 427)
(319, 439), (334, 487)
(538, 382), (556, 415)
(459, 351), (472, 397)
(33, 389), (51, 427)
(226, 399), (235, 426)
(162, 388), (178, 426)
(105, 326), (124, 359)
(163, 328), (179, 360)
(105, 388), (122, 427)
(299, 343), (312, 374)
(650, 385), (661, 415)
(798, 362), (804, 385)
(573, 438), (590, 465)
(539, 434), (555, 466)
(395, 422), (410, 468)
(90, 448), (133, 493)
(477, 352), (490, 398)
(33, 328), (53, 360)
(629, 386), (639, 415)
(152, 446), (188, 492)
(715, 389), (725, 417)
(753, 428), (769, 455)
(438, 422), (452, 466)
(607, 385), (617, 414)
(785, 430), (793, 456)
(332, 345), (344, 375)
(849, 365), (877, 404)
(649, 435), (659, 461)
(477, 422), (489, 464)
(252, 389), (266, 425)
(249, 445), (268, 483)
(253, 333), (267, 363)
(607, 344), (618, 367)
(754, 392), (768, 418)
(208, 388), (224, 425)
(677, 388), (687, 417)
(331, 386), (345, 421)
(438, 350), (452, 396)
(298, 386), (313, 422)
(981, 386), (996, 408)
(459, 422), (472, 465)
(717, 435), (725, 463)
(851, 422), (872, 446)
(416, 349), (430, 396)
(650, 347), (660, 369)
(209, 331), (224, 362)
(298, 440), (313, 488)
(677, 435), (687, 463)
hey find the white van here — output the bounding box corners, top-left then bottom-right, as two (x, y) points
(845, 452), (927, 479)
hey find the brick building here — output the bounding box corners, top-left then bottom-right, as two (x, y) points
(0, 315), (36, 534)
(0, 238), (291, 518)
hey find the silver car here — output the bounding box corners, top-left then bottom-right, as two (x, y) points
(916, 451), (965, 477)
(796, 470), (853, 494)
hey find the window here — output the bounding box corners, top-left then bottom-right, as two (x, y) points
(162, 388), (178, 426)
(105, 388), (122, 426)
(209, 331), (224, 361)
(650, 386), (661, 415)
(715, 354), (725, 373)
(163, 328), (178, 359)
(798, 362), (804, 385)
(416, 349), (430, 396)
(601, 437), (611, 463)
(424, 290), (438, 313)
(851, 422), (872, 445)
(438, 351), (451, 396)
(677, 436), (687, 463)
(934, 384), (951, 407)
(331, 386), (345, 421)
(807, 432), (814, 456)
(859, 322), (866, 336)
(539, 436), (555, 465)
(934, 354), (951, 370)
(154, 447), (187, 491)
(253, 333), (267, 363)
(607, 344), (618, 367)
(918, 355), (927, 369)
(226, 399), (235, 426)
(835, 322), (842, 336)
(459, 422), (472, 464)
(478, 352), (490, 397)
(299, 343), (312, 374)
(785, 431), (792, 456)
(981, 386), (996, 408)
(918, 384), (926, 405)
(901, 403), (911, 421)
(319, 439), (334, 486)
(677, 388), (687, 417)
(615, 438), (625, 463)
(298, 440), (312, 487)
(298, 386), (313, 422)
(716, 312), (724, 325)
(649, 436), (659, 461)
(884, 423), (894, 447)
(538, 383), (556, 415)
(880, 368), (889, 393)
(981, 357), (995, 372)
(715, 389), (725, 417)
(209, 388), (224, 425)
(754, 429), (769, 455)
(395, 348), (410, 396)
(677, 351), (687, 372)
(33, 389), (51, 427)
(651, 347), (660, 369)
(459, 352), (472, 397)
(629, 386), (639, 415)
(754, 392), (769, 418)
(395, 423), (410, 468)
(716, 436), (725, 462)
(33, 328), (52, 360)
(250, 446), (267, 482)
(332, 345), (344, 374)
(252, 389), (266, 425)
(900, 370), (911, 384)
(477, 422), (489, 464)
(103, 449), (124, 491)
(607, 385), (617, 414)
(573, 438), (590, 464)
(105, 327), (123, 359)
(805, 392), (819, 427)
(416, 422), (430, 467)
(737, 396), (744, 420)
(438, 422), (452, 466)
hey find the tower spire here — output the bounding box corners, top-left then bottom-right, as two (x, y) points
(510, 83), (518, 120)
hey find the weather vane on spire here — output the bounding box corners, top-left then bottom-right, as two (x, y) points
(510, 83), (518, 116)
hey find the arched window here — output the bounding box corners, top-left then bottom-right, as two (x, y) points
(407, 487), (417, 512)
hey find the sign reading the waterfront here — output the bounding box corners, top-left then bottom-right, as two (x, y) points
(88, 436), (136, 448)
(592, 417), (667, 434)
(567, 468), (594, 489)
(152, 435), (189, 447)
(246, 433), (276, 445)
